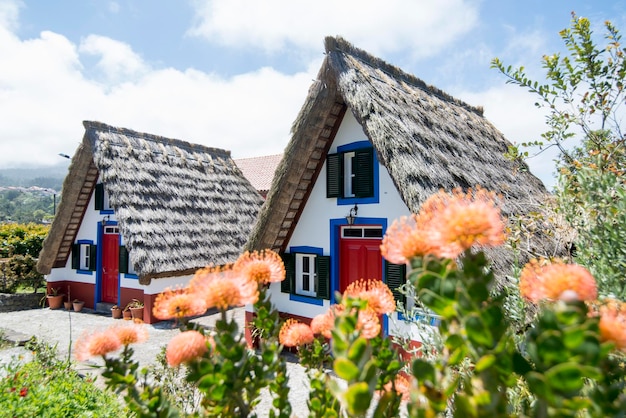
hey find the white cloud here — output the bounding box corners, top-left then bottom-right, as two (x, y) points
(188, 0), (479, 57)
(0, 18), (316, 168)
(458, 85), (559, 190)
(79, 35), (149, 83)
(0, 0), (21, 32)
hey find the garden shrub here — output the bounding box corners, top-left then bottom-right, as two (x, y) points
(0, 338), (130, 417)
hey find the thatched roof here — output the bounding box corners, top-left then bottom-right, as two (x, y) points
(38, 121), (264, 285)
(246, 36), (558, 275)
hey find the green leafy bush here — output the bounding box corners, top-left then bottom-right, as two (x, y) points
(0, 339), (129, 417)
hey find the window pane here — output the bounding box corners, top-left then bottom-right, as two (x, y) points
(343, 228), (362, 237)
(364, 228), (383, 238)
(303, 274), (310, 291)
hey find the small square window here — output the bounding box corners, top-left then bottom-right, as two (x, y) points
(326, 147), (374, 199)
(296, 253), (317, 297)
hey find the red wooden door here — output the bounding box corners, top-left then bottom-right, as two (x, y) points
(339, 234), (382, 293)
(101, 226), (119, 303)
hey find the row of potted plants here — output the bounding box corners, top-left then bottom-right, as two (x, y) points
(46, 287), (143, 319)
(110, 299), (144, 320)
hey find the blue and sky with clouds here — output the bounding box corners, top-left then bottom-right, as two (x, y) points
(1, 0), (624, 189)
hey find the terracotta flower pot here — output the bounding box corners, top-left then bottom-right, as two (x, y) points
(47, 294), (64, 310)
(130, 307), (144, 321)
(111, 307), (122, 319)
(123, 310), (132, 320)
(73, 300), (84, 312)
(64, 301), (72, 310)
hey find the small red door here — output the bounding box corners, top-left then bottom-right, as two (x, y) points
(101, 225), (119, 303)
(339, 227), (383, 292)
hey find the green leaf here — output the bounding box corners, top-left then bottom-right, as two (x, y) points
(475, 354), (496, 372)
(464, 313), (493, 347)
(347, 337), (369, 363)
(544, 362), (585, 394)
(512, 352), (533, 375)
(453, 394), (477, 418)
(525, 371), (552, 401)
(333, 357), (360, 381)
(345, 382), (373, 415)
(413, 359), (436, 384)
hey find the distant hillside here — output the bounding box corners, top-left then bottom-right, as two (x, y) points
(0, 166), (68, 191)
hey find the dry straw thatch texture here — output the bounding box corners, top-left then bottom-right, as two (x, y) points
(247, 36), (561, 278)
(38, 121), (264, 285)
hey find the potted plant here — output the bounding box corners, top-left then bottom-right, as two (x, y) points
(126, 299), (144, 320)
(111, 305), (122, 319)
(122, 306), (132, 320)
(46, 287), (64, 310)
(72, 299), (84, 312)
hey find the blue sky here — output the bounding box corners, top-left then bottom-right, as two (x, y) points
(1, 0), (625, 190)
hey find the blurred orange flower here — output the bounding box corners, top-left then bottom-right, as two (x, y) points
(153, 287), (207, 320)
(381, 214), (432, 264)
(424, 187), (506, 259)
(166, 330), (210, 367)
(343, 279), (396, 315)
(383, 374), (412, 402)
(234, 250), (286, 284)
(111, 324), (149, 346)
(519, 258), (597, 303)
(311, 312), (334, 339)
(357, 308), (381, 339)
(598, 300), (626, 351)
(74, 328), (122, 361)
(279, 319), (314, 347)
(189, 265), (259, 310)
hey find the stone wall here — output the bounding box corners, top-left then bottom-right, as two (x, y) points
(0, 292), (45, 312)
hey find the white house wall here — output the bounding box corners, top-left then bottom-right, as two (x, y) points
(46, 187), (104, 286)
(45, 178), (185, 296)
(273, 111), (414, 340)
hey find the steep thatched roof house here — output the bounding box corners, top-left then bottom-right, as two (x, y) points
(37, 121), (263, 323)
(244, 36), (553, 345)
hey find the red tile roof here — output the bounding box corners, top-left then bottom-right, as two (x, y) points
(235, 154), (283, 197)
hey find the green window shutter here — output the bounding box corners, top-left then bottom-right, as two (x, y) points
(326, 153), (343, 198)
(385, 261), (406, 306)
(94, 183), (104, 210)
(71, 243), (80, 270)
(281, 253), (294, 293)
(119, 246), (129, 274)
(354, 148), (374, 198)
(316, 255), (331, 300)
(88, 244), (97, 271)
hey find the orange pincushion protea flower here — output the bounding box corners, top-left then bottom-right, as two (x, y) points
(189, 265), (259, 310)
(519, 259), (597, 303)
(110, 324), (149, 346)
(381, 214), (433, 265)
(74, 328), (122, 361)
(357, 307), (381, 339)
(383, 374), (412, 402)
(343, 279), (396, 315)
(423, 187), (506, 259)
(279, 319), (314, 347)
(153, 287), (208, 320)
(311, 305), (343, 339)
(598, 300), (626, 351)
(166, 330), (210, 367)
(234, 250), (286, 284)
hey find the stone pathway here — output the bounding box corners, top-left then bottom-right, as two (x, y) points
(0, 306), (312, 417)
